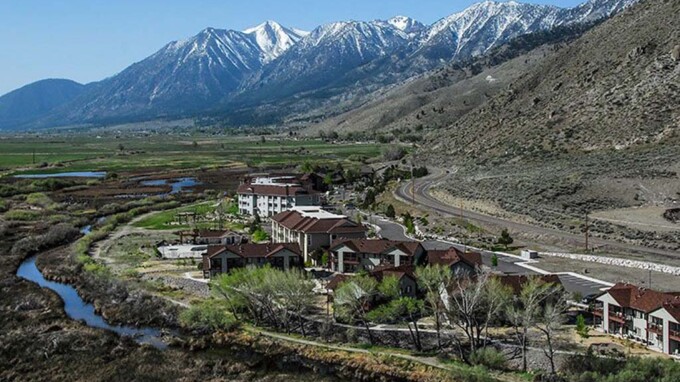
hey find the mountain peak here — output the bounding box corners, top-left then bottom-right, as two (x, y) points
(385, 16), (425, 34)
(243, 20), (308, 62)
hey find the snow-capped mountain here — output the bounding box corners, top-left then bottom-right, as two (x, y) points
(239, 20), (411, 101)
(418, 1), (562, 60)
(243, 20), (308, 63)
(2, 0), (640, 129)
(385, 16), (425, 35)
(49, 21), (306, 123)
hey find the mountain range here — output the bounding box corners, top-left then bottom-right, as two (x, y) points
(0, 0), (639, 130)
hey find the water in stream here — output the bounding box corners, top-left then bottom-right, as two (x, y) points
(16, 256), (169, 349)
(140, 177), (200, 195)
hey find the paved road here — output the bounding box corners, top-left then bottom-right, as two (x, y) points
(395, 169), (680, 262)
(370, 211), (607, 296)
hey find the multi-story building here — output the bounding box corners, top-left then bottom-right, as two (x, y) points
(329, 238), (425, 273)
(237, 175), (320, 217)
(593, 283), (680, 357)
(271, 207), (367, 262)
(202, 243), (302, 278)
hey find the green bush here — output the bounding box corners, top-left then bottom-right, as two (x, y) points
(179, 301), (240, 332)
(4, 209), (41, 221)
(252, 228), (269, 242)
(25, 192), (52, 207)
(470, 347), (507, 371)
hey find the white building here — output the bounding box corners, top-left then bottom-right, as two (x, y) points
(237, 176), (320, 217)
(271, 207), (367, 262)
(594, 282), (680, 357)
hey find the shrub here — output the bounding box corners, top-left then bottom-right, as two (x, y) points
(179, 301), (240, 332)
(25, 192), (52, 207)
(4, 209), (41, 221)
(382, 146), (407, 161)
(252, 228), (269, 242)
(470, 347), (507, 370)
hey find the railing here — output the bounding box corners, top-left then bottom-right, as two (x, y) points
(670, 329), (680, 339)
(648, 323), (663, 334)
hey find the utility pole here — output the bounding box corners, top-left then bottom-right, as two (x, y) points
(460, 200), (467, 253)
(410, 160), (415, 206)
(585, 212), (590, 252)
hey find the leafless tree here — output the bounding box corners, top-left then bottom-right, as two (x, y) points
(506, 276), (561, 372)
(534, 290), (569, 374)
(415, 264), (452, 349)
(444, 270), (512, 362)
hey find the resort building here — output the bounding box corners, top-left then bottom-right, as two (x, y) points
(202, 243), (302, 278)
(271, 207), (367, 262)
(329, 238), (425, 273)
(593, 283), (680, 357)
(237, 175), (321, 217)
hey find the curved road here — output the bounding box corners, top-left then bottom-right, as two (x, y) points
(395, 168), (680, 262)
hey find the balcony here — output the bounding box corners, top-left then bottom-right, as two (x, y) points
(592, 308), (603, 317)
(608, 311), (627, 324)
(670, 329), (680, 341)
(648, 323), (663, 335)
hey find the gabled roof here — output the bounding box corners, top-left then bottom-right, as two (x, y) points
(206, 243), (301, 259)
(330, 238), (423, 257)
(602, 283), (680, 313)
(426, 247), (482, 268)
(370, 264), (417, 283)
(495, 274), (562, 295)
(273, 208), (367, 234)
(652, 301), (680, 322)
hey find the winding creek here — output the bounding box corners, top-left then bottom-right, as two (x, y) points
(16, 255), (170, 349)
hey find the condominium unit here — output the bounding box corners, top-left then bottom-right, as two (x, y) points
(329, 238), (425, 273)
(593, 283), (680, 357)
(271, 207), (367, 262)
(237, 175), (320, 217)
(202, 243), (302, 278)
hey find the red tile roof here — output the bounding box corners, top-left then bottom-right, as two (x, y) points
(426, 248), (482, 268)
(604, 283), (680, 313)
(273, 210), (367, 234)
(330, 239), (423, 257)
(206, 243), (301, 259)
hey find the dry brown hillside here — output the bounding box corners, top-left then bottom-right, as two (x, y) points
(421, 0), (679, 162)
(414, 0), (680, 255)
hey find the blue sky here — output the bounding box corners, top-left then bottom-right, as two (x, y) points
(0, 0), (583, 95)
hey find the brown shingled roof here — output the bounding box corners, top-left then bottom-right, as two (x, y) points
(495, 274), (563, 295)
(272, 210), (367, 234)
(207, 243), (301, 259)
(330, 239), (423, 257)
(604, 283), (680, 313)
(427, 248), (482, 268)
(370, 264), (417, 282)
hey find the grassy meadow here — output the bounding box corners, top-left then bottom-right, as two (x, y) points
(0, 134), (386, 174)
